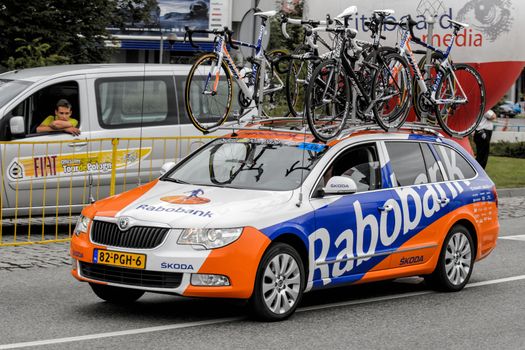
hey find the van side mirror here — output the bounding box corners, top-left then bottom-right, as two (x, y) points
(10, 116), (25, 138)
(160, 161), (176, 176)
(323, 176), (357, 195)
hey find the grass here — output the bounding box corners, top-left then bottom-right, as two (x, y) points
(485, 156), (525, 188)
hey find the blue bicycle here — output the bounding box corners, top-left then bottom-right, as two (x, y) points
(385, 15), (486, 137)
(184, 10), (293, 133)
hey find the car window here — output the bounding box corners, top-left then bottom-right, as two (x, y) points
(421, 143), (444, 183)
(8, 81), (80, 135)
(434, 144), (476, 180)
(386, 141), (428, 186)
(0, 79), (31, 109)
(96, 76), (177, 128)
(165, 138), (328, 191)
(320, 143), (381, 193)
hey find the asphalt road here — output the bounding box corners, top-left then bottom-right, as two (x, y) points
(0, 217), (524, 350)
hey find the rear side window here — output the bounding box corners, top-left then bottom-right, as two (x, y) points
(421, 143), (444, 183)
(96, 77), (178, 128)
(434, 144), (476, 180)
(386, 141), (428, 186)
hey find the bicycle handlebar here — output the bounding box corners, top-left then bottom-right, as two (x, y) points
(184, 26), (238, 50)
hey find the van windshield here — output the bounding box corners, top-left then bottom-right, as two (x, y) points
(164, 138), (328, 191)
(0, 79), (31, 109)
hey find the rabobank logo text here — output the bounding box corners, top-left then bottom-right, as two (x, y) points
(135, 204), (213, 218)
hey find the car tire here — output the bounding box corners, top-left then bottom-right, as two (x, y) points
(89, 283), (145, 304)
(425, 224), (475, 292)
(250, 243), (305, 321)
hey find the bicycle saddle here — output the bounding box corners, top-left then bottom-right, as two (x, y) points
(254, 10), (277, 19)
(336, 5), (357, 19)
(447, 18), (469, 28)
(373, 9), (395, 16)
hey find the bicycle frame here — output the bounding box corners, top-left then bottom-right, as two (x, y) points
(204, 18), (272, 103)
(397, 25), (468, 104)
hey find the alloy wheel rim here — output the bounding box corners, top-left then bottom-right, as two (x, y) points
(445, 232), (472, 285)
(262, 253), (301, 314)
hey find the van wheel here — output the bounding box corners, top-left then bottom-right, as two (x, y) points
(250, 243), (305, 321)
(425, 224), (474, 292)
(89, 283), (145, 304)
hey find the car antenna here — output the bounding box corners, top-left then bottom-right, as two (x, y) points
(136, 61), (147, 187)
(296, 121), (308, 207)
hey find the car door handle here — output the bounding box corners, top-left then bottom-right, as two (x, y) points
(378, 204), (393, 212)
(68, 141), (87, 147)
(439, 197), (450, 205)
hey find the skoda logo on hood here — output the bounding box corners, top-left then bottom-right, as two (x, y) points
(117, 217), (131, 231)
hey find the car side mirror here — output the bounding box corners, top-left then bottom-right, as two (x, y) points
(10, 116), (25, 139)
(323, 176), (357, 195)
(160, 161), (176, 176)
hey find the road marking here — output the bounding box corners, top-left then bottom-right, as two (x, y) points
(1, 274), (525, 349)
(499, 234), (525, 241)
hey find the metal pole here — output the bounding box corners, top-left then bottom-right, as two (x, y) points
(159, 32), (164, 64)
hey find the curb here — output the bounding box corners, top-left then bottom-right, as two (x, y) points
(496, 187), (525, 198)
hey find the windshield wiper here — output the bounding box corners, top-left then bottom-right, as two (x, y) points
(162, 177), (189, 184)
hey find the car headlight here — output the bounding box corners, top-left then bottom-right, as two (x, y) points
(177, 228), (243, 249)
(74, 215), (91, 236)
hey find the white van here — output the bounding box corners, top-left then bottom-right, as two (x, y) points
(0, 64), (239, 218)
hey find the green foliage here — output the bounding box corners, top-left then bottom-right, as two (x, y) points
(268, 2), (305, 52)
(490, 141), (525, 158)
(0, 0), (157, 69)
(6, 38), (69, 70)
(485, 156), (525, 188)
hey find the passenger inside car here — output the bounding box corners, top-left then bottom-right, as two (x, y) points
(322, 144), (381, 192)
(36, 99), (80, 136)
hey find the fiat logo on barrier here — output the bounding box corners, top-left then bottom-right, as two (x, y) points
(118, 217), (130, 231)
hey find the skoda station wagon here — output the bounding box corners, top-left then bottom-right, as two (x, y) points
(70, 122), (499, 321)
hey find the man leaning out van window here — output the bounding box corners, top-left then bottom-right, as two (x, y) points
(36, 99), (80, 136)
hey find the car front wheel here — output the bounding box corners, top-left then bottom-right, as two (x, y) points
(250, 243), (305, 321)
(425, 224), (475, 291)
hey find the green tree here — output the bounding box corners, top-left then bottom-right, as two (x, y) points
(0, 0), (157, 70)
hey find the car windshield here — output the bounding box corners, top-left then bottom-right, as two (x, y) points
(165, 138), (328, 191)
(0, 79), (31, 108)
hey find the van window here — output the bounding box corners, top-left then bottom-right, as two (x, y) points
(176, 76), (242, 125)
(386, 141), (428, 186)
(434, 144), (476, 180)
(7, 81), (80, 136)
(95, 77), (177, 128)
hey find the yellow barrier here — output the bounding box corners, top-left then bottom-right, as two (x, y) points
(0, 136), (215, 247)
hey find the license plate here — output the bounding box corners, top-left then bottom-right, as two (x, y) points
(93, 249), (146, 269)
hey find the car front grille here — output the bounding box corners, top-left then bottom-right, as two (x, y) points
(80, 262), (182, 289)
(91, 220), (169, 249)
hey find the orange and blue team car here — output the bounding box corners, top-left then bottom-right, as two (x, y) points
(70, 122), (499, 321)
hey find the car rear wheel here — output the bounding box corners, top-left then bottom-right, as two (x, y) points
(425, 224), (474, 291)
(89, 283), (145, 304)
(250, 243), (305, 321)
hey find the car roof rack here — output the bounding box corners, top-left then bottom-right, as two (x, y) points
(204, 118), (444, 140)
(336, 122), (444, 140)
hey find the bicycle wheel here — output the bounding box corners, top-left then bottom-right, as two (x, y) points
(413, 52), (444, 124)
(305, 59), (351, 142)
(286, 45), (314, 118)
(185, 53), (233, 133)
(434, 63), (486, 138)
(371, 52), (412, 130)
(255, 49), (293, 118)
(209, 142), (249, 185)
